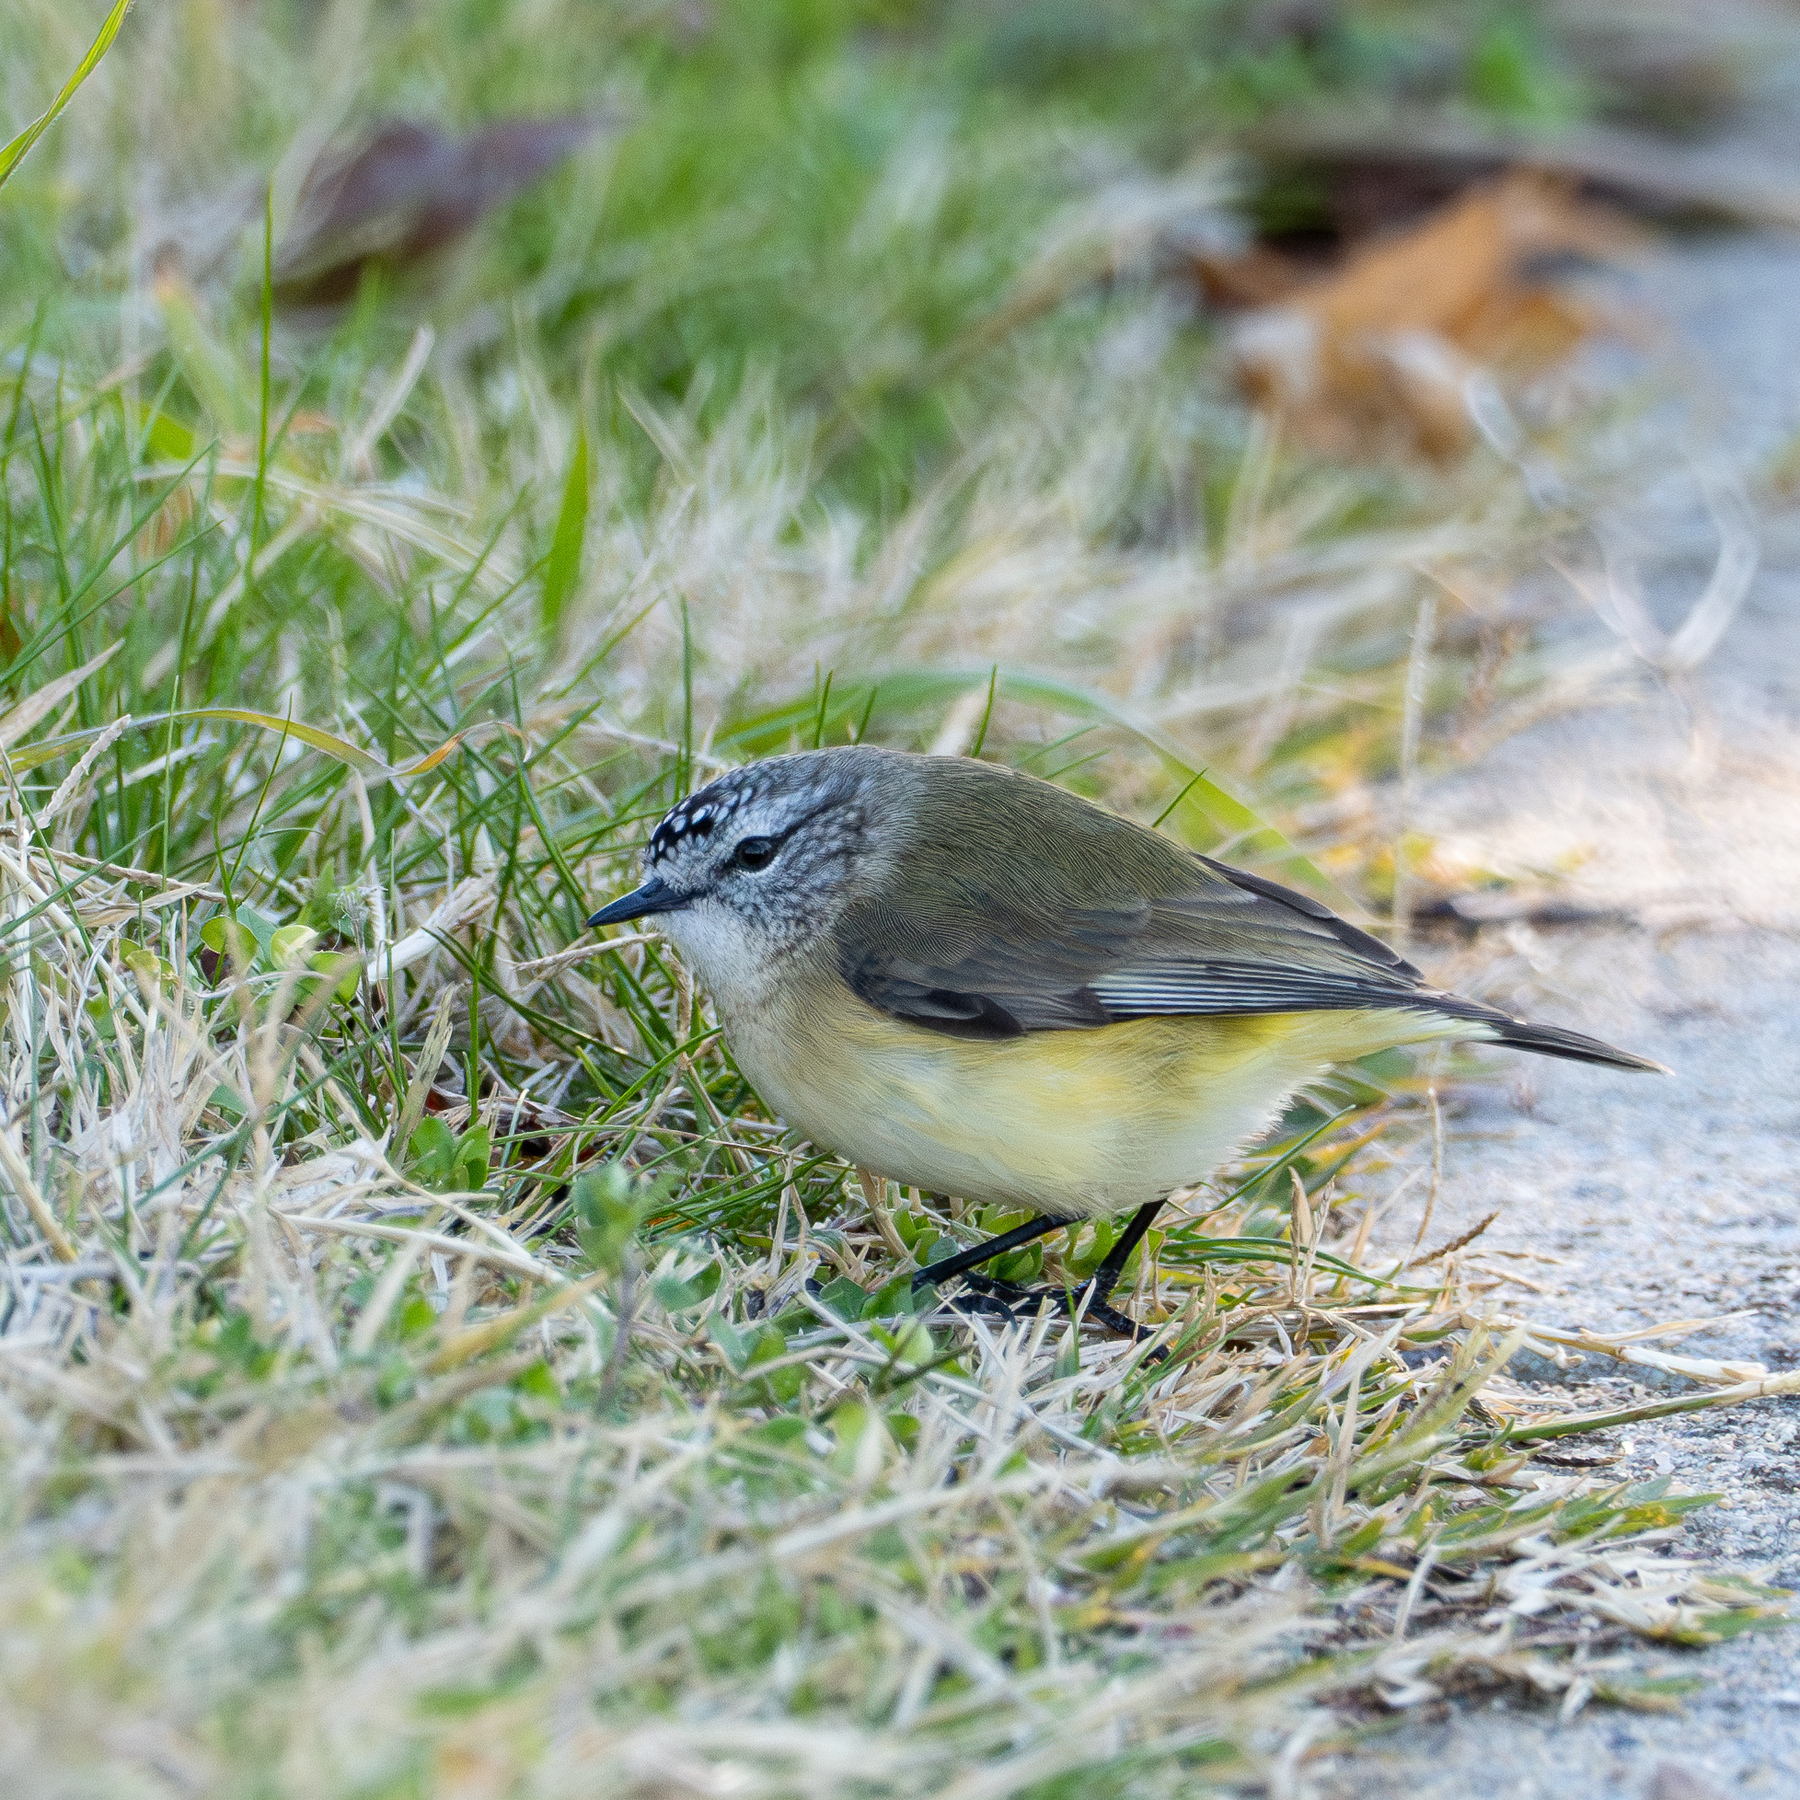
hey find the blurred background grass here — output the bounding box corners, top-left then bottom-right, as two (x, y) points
(4, 0), (1664, 911)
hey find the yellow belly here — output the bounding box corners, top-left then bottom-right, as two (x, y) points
(724, 975), (1465, 1219)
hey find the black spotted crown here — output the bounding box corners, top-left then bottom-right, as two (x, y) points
(647, 775), (754, 865)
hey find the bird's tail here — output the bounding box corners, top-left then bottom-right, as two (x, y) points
(1278, 1001), (1661, 1074)
(1385, 993), (1665, 1072)
(1481, 1013), (1665, 1073)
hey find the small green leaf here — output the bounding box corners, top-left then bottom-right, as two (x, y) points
(814, 1276), (868, 1321)
(572, 1162), (669, 1273)
(653, 1272), (713, 1314)
(306, 950), (362, 1001)
(870, 1319), (935, 1367)
(269, 923), (320, 970)
(748, 1416), (810, 1449)
(742, 1322), (803, 1400)
(454, 1125), (491, 1193)
(121, 945), (176, 991)
(892, 1208), (929, 1249)
(515, 1360), (559, 1402)
(863, 1275), (923, 1319)
(828, 1400), (874, 1472)
(209, 1310), (278, 1379)
(200, 906), (279, 970)
(398, 1295), (438, 1339)
(408, 1115), (459, 1186)
(992, 1243), (1043, 1285)
(708, 1315), (748, 1372)
(1072, 1219), (1123, 1278)
(143, 409), (195, 463)
(403, 1117), (493, 1193)
(199, 915), (256, 968)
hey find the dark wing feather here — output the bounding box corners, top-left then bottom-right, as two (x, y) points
(822, 753), (1657, 1071)
(833, 757), (1443, 1036)
(834, 893), (1118, 1037)
(837, 856), (1442, 1037)
(1086, 860), (1439, 1018)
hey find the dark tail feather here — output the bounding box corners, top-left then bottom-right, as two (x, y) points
(1485, 1014), (1665, 1073)
(1416, 988), (1665, 1071)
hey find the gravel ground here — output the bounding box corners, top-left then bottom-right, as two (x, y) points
(1314, 236), (1800, 1796)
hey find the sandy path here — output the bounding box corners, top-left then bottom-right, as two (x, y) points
(1319, 237), (1800, 1796)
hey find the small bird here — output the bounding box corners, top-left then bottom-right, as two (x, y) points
(588, 747), (1657, 1337)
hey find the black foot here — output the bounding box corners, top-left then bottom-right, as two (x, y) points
(935, 1270), (1037, 1322)
(909, 1213), (1075, 1299)
(907, 1268), (1036, 1320)
(919, 1271), (1161, 1349)
(905, 1201), (1172, 1359)
(1053, 1279), (1160, 1345)
(1071, 1289), (1155, 1342)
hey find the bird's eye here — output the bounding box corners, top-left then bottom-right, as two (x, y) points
(731, 836), (776, 872)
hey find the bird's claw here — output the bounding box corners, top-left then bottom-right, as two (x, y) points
(917, 1270), (1163, 1351)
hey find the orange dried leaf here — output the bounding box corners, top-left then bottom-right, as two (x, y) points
(1228, 172), (1633, 458)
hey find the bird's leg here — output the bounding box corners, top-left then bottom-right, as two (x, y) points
(968, 1200), (1167, 1340)
(909, 1202), (1171, 1347)
(910, 1212), (1076, 1298)
(1059, 1200), (1167, 1340)
(1084, 1199), (1166, 1307)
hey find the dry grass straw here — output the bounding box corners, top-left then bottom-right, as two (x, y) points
(0, 814), (1787, 1796)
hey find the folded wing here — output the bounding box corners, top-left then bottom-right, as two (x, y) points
(835, 841), (1656, 1071)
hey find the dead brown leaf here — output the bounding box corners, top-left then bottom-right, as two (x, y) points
(1220, 172), (1633, 458)
(274, 115), (612, 306)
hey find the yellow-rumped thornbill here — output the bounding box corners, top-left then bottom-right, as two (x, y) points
(588, 747), (1659, 1338)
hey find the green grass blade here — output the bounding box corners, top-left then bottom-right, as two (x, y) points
(0, 0), (134, 191)
(4, 708), (490, 782)
(541, 425), (590, 642)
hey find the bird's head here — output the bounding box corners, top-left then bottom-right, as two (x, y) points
(587, 749), (899, 988)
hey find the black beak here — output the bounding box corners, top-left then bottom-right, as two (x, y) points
(587, 876), (690, 929)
